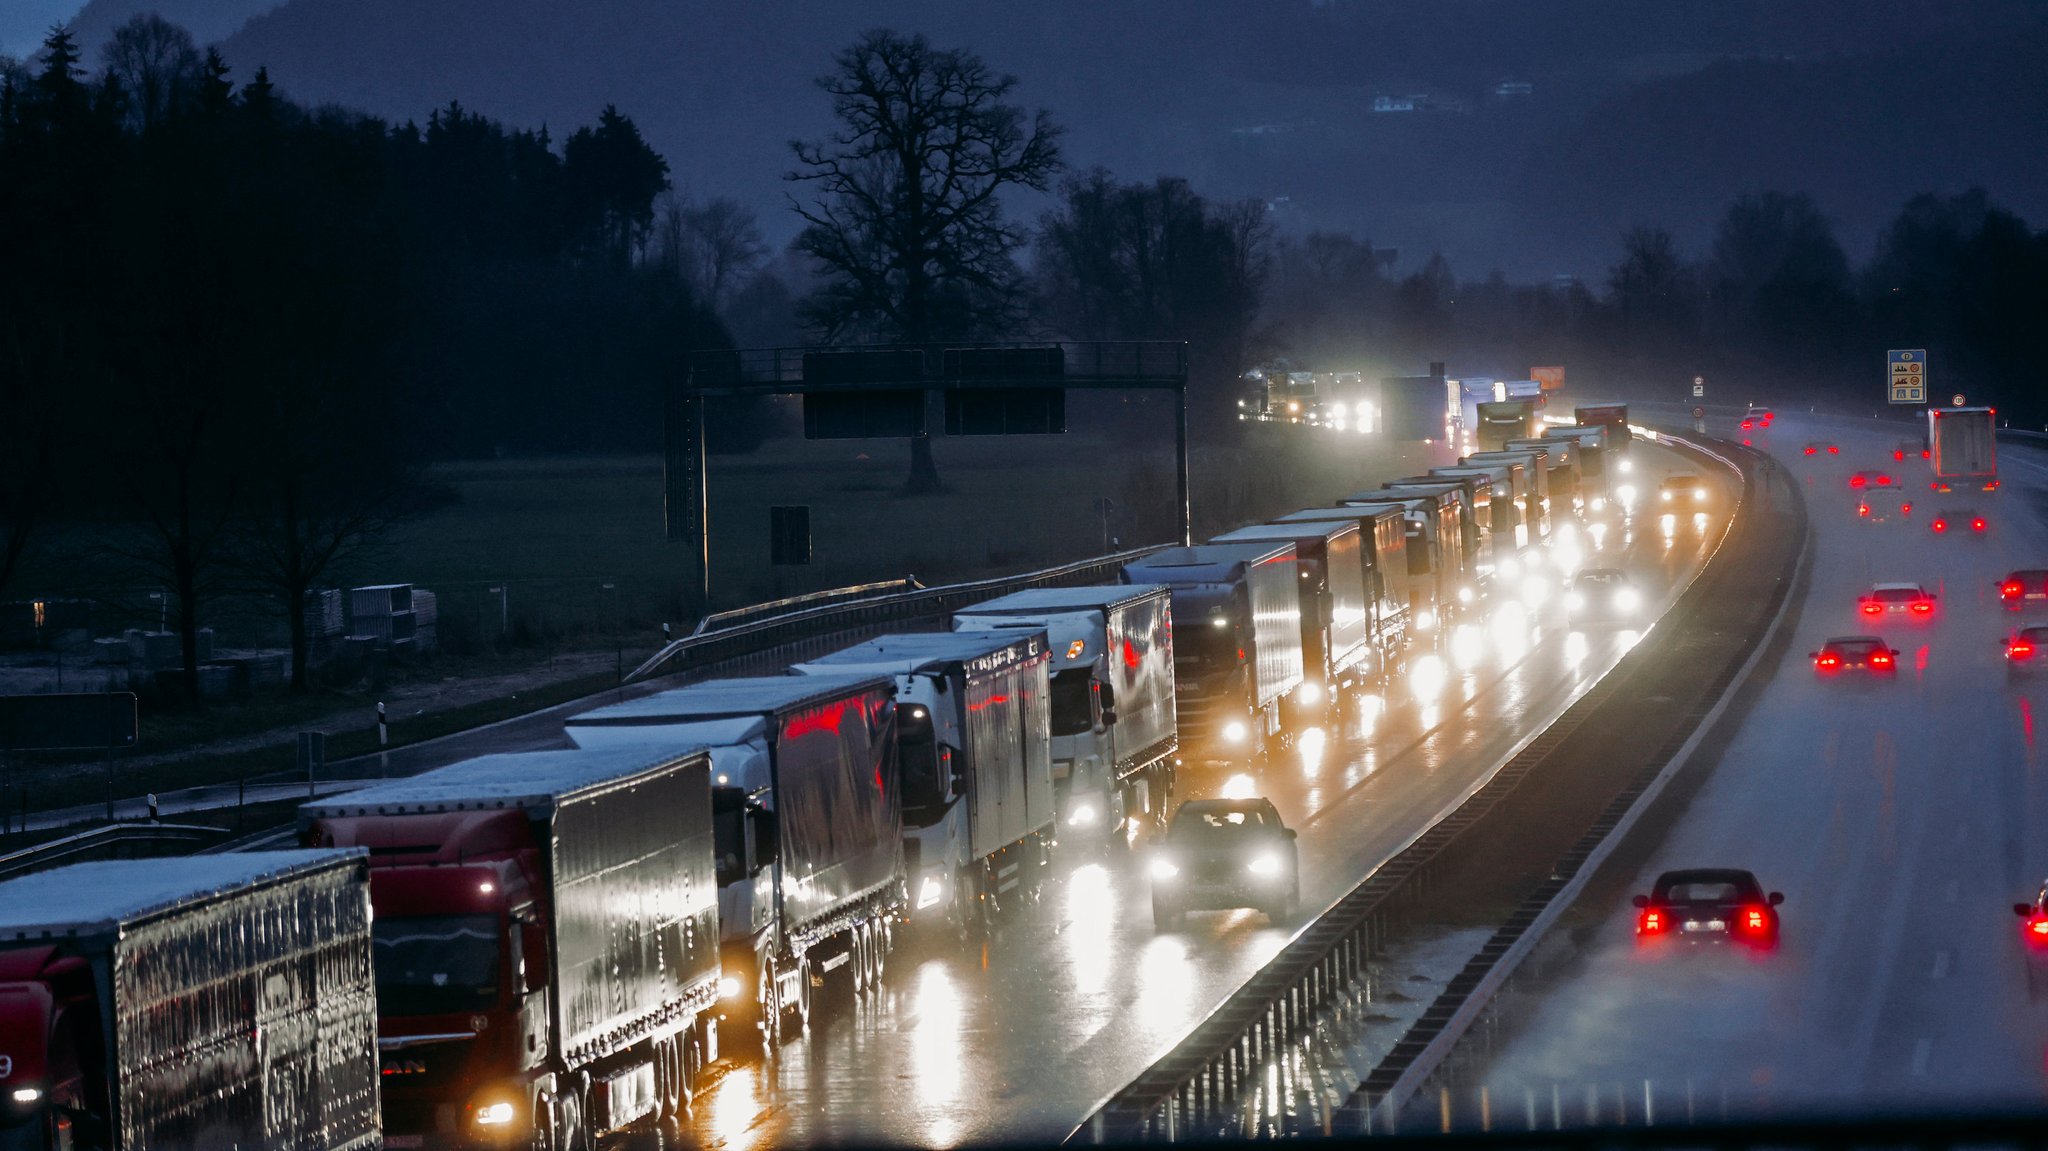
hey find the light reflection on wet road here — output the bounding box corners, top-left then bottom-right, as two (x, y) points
(687, 442), (1729, 1147)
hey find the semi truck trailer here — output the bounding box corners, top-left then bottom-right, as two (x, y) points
(951, 584), (1178, 843)
(0, 851), (380, 1151)
(1927, 406), (1999, 493)
(1122, 544), (1305, 762)
(796, 631), (1056, 928)
(563, 674), (901, 1049)
(1271, 504), (1415, 651)
(302, 746), (722, 1148)
(1209, 520), (1376, 712)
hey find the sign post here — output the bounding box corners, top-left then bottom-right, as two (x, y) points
(1888, 349), (1927, 405)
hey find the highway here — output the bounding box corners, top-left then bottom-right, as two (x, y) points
(1458, 413), (2048, 1122)
(683, 439), (1736, 1148)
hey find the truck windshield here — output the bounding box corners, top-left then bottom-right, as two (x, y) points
(1173, 621), (1238, 670)
(1049, 668), (1095, 736)
(372, 915), (501, 1016)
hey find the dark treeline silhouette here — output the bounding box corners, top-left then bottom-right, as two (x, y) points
(0, 20), (728, 695)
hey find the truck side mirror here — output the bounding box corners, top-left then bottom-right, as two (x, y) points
(2017, 903), (2035, 918)
(946, 747), (968, 788)
(1100, 708), (1119, 726)
(1097, 682), (1117, 710)
(1631, 894), (1649, 908)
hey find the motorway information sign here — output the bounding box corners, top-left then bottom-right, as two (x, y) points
(1692, 375), (1704, 398)
(1889, 349), (1926, 404)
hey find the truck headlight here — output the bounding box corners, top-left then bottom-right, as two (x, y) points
(10, 1087), (42, 1105)
(473, 1101), (518, 1127)
(1067, 802), (1097, 827)
(1298, 681), (1322, 706)
(719, 976), (743, 999)
(1614, 588), (1641, 612)
(1566, 593), (1585, 610)
(1246, 854), (1283, 877)
(1457, 587), (1475, 605)
(1221, 720), (1248, 743)
(1151, 858), (1181, 880)
(918, 874), (945, 909)
(1694, 487), (1708, 501)
(1618, 459), (1634, 474)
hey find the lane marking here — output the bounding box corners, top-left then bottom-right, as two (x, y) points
(1931, 950), (1950, 980)
(1909, 1037), (1931, 1076)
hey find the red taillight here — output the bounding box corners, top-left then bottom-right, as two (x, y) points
(1817, 653), (1839, 667)
(1829, 446), (1839, 454)
(1743, 907), (1768, 932)
(1893, 449), (1905, 461)
(1973, 518), (1987, 532)
(2004, 581), (2023, 599)
(1804, 446), (1816, 456)
(1922, 449), (1931, 459)
(1850, 475), (1867, 489)
(1858, 503), (1870, 517)
(1932, 519), (1948, 532)
(1862, 602), (1883, 615)
(1639, 909), (1665, 935)
(1912, 600), (1934, 614)
(1871, 652), (1893, 666)
(1740, 419), (1754, 429)
(2010, 642), (2034, 659)
(2030, 916), (2048, 938)
(1878, 474), (1892, 485)
(1901, 502), (1913, 515)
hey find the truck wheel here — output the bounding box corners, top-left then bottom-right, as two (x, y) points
(871, 919), (889, 986)
(530, 1097), (556, 1151)
(777, 958), (812, 1044)
(850, 923), (871, 997)
(1107, 789), (1131, 851)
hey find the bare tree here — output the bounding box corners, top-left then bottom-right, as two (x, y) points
(788, 29), (1062, 342)
(101, 14), (201, 133)
(651, 193), (767, 312)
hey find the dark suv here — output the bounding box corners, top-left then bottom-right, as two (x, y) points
(1150, 797), (1300, 929)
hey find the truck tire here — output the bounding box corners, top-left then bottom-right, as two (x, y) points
(777, 957), (812, 1044)
(872, 918), (889, 986)
(850, 923), (870, 997)
(530, 1095), (557, 1151)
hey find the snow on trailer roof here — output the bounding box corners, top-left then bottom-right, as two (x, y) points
(0, 850), (362, 941)
(567, 672), (893, 728)
(960, 585), (1170, 614)
(301, 746), (710, 817)
(799, 630), (1047, 674)
(1211, 520), (1358, 546)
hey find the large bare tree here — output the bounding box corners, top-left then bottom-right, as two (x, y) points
(100, 14), (201, 133)
(788, 29), (1062, 343)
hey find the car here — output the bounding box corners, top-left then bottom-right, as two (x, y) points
(2005, 626), (2048, 674)
(1744, 405), (1774, 428)
(1998, 570), (2048, 610)
(1929, 508), (1988, 534)
(1810, 635), (1899, 675)
(1150, 796), (1300, 929)
(1856, 488), (1912, 523)
(2014, 881), (2048, 993)
(1657, 473), (1711, 508)
(1565, 567), (1643, 626)
(1633, 868), (1782, 950)
(1857, 581), (1937, 620)
(1848, 469), (1898, 490)
(1802, 441), (1840, 457)
(1893, 439), (1930, 463)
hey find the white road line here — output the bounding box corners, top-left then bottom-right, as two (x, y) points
(1931, 950), (1950, 979)
(1910, 1038), (1931, 1076)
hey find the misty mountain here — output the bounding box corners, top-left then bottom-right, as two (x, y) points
(191, 0), (2046, 281)
(67, 0), (282, 51)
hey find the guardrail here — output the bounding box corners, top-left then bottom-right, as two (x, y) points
(689, 577), (924, 636)
(0, 821), (230, 881)
(1069, 429), (1768, 1143)
(628, 545), (1167, 683)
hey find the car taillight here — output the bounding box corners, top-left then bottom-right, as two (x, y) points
(2010, 642), (2034, 659)
(1817, 653), (1839, 668)
(1877, 474), (1891, 485)
(1858, 504), (1870, 517)
(1871, 652), (1893, 666)
(1742, 907), (1768, 933)
(1973, 518), (1987, 532)
(1850, 475), (1867, 489)
(2004, 581), (2023, 599)
(1912, 600), (1934, 614)
(1862, 602), (1883, 615)
(1901, 503), (1912, 515)
(1639, 909), (1665, 935)
(1932, 519), (1947, 532)
(1922, 449), (1931, 459)
(1741, 419), (1753, 429)
(1805, 447), (1816, 456)
(2030, 916), (2048, 939)
(1893, 449), (1905, 461)
(1829, 446), (1839, 454)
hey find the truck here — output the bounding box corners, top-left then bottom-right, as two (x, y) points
(562, 674), (900, 1050)
(1429, 463), (1532, 568)
(1545, 424), (1613, 492)
(1475, 399), (1540, 451)
(794, 631), (1057, 926)
(1927, 406), (1999, 493)
(1453, 377), (1498, 442)
(301, 746), (721, 1148)
(1378, 373), (1457, 442)
(1574, 404), (1632, 460)
(1121, 544), (1305, 762)
(1209, 520), (1376, 713)
(0, 851), (379, 1151)
(1507, 436), (1581, 511)
(1271, 504), (1416, 650)
(950, 585), (1178, 843)
(1464, 448), (1552, 543)
(1357, 484), (1477, 611)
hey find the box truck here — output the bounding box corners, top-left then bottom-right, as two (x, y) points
(1209, 521), (1376, 712)
(1927, 406), (1999, 493)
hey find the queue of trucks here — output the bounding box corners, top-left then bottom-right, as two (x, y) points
(0, 399), (1633, 1151)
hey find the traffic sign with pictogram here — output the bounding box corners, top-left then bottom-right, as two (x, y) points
(1888, 349), (1926, 404)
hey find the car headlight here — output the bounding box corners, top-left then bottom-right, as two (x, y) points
(1151, 858), (1181, 880)
(1590, 496), (1607, 511)
(1661, 490), (1673, 502)
(1067, 802), (1098, 827)
(1221, 720), (1248, 744)
(918, 874), (944, 909)
(1693, 487), (1707, 501)
(473, 1101), (519, 1128)
(1614, 588), (1641, 612)
(1457, 586), (1475, 605)
(1246, 854), (1284, 877)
